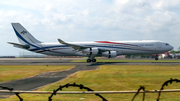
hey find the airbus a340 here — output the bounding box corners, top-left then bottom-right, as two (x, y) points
(9, 23), (173, 62)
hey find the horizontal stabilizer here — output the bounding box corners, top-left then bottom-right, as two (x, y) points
(8, 42), (30, 49)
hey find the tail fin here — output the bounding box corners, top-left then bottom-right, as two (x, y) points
(11, 23), (42, 45)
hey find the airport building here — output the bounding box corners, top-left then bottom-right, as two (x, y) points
(19, 51), (46, 58)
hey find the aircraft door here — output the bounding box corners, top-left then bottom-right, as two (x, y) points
(157, 42), (161, 48)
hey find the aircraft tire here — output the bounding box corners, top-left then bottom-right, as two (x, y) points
(92, 59), (96, 62)
(87, 59), (92, 63)
(155, 57), (158, 60)
(155, 54), (158, 60)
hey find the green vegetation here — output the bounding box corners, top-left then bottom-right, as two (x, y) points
(0, 65), (74, 83)
(169, 50), (180, 54)
(2, 65), (180, 101)
(71, 59), (180, 62)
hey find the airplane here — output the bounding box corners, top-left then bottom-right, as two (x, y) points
(8, 23), (173, 62)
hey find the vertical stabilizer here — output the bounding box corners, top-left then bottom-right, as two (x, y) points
(11, 23), (42, 45)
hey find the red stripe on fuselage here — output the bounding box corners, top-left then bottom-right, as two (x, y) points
(95, 41), (134, 46)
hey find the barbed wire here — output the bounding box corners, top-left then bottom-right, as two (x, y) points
(0, 78), (180, 101)
(131, 86), (145, 101)
(157, 78), (180, 101)
(48, 83), (107, 101)
(0, 86), (23, 101)
(0, 86), (13, 91)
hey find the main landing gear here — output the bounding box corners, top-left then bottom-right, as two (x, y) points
(86, 55), (97, 63)
(87, 58), (96, 63)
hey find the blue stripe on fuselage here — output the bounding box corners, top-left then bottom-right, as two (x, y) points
(29, 45), (69, 51)
(29, 44), (151, 53)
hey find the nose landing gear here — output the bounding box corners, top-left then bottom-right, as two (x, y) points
(155, 54), (159, 60)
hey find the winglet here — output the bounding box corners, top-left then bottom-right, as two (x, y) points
(57, 39), (84, 50)
(58, 39), (68, 45)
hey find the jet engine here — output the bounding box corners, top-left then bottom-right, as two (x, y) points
(102, 51), (117, 58)
(82, 48), (99, 55)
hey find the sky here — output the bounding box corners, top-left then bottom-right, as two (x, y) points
(0, 0), (180, 56)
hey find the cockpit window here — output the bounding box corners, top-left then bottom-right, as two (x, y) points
(166, 44), (169, 46)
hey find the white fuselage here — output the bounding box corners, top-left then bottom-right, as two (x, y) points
(10, 23), (174, 62)
(29, 40), (173, 57)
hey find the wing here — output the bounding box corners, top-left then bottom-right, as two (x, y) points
(57, 39), (91, 51)
(57, 39), (118, 58)
(58, 39), (113, 51)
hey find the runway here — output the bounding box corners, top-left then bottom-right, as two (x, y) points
(0, 58), (180, 65)
(0, 58), (180, 98)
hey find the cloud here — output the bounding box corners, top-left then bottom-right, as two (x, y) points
(0, 0), (180, 56)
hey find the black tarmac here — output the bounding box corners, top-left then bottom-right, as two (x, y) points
(0, 58), (98, 98)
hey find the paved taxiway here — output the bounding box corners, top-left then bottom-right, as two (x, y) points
(0, 58), (99, 98)
(0, 58), (180, 98)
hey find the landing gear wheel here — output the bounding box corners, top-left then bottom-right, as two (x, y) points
(92, 59), (96, 62)
(155, 57), (159, 60)
(87, 59), (92, 63)
(155, 54), (159, 60)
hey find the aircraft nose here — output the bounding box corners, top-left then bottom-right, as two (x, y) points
(170, 45), (174, 50)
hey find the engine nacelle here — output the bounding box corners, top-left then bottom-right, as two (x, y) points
(102, 51), (117, 58)
(82, 48), (99, 55)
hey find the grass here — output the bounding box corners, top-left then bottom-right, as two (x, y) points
(71, 58), (180, 63)
(2, 65), (180, 101)
(0, 65), (74, 83)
